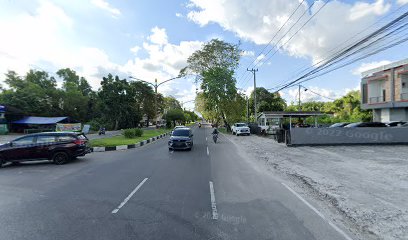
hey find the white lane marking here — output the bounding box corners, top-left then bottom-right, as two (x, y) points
(281, 182), (354, 240)
(207, 146), (209, 156)
(209, 181), (218, 220)
(206, 137), (208, 141)
(112, 178), (148, 214)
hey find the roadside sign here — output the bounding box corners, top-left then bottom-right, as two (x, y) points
(82, 124), (91, 134)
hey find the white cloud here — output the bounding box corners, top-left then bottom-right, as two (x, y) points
(397, 0), (408, 5)
(287, 86), (343, 102)
(176, 13), (183, 18)
(122, 27), (203, 103)
(241, 50), (255, 57)
(147, 27), (168, 46)
(187, 0), (391, 63)
(352, 60), (391, 75)
(91, 0), (121, 18)
(130, 46), (141, 55)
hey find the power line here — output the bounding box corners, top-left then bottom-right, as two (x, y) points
(236, 0), (306, 87)
(240, 0), (328, 90)
(273, 10), (408, 92)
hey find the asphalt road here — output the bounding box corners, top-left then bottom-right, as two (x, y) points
(0, 124), (355, 240)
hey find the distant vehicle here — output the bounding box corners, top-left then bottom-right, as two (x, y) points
(0, 132), (90, 167)
(231, 123), (250, 136)
(385, 121), (406, 127)
(329, 122), (350, 128)
(344, 122), (387, 128)
(98, 127), (106, 135)
(168, 128), (193, 151)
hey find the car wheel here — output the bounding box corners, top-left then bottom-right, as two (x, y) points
(169, 148), (173, 151)
(53, 152), (69, 165)
(0, 156), (5, 168)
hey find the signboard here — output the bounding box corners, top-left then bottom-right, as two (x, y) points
(56, 123), (82, 132)
(82, 124), (91, 134)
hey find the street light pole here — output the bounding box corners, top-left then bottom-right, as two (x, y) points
(129, 76), (182, 125)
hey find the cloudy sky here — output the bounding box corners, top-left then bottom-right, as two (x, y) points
(1, 0), (408, 110)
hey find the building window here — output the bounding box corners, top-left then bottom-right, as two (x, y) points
(362, 84), (368, 104)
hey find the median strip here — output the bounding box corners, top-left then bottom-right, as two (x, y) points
(91, 132), (171, 152)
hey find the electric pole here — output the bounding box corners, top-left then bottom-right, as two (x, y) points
(298, 84), (301, 112)
(247, 68), (258, 122)
(246, 96), (249, 123)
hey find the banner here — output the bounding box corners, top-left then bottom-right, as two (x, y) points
(56, 123), (82, 132)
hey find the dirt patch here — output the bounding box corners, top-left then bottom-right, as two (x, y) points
(224, 133), (408, 240)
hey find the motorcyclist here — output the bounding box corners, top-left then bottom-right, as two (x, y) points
(212, 127), (219, 143)
(198, 122), (201, 128)
(212, 127), (218, 135)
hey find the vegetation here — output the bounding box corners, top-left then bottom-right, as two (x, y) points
(0, 68), (197, 130)
(285, 90), (372, 123)
(183, 39), (244, 131)
(123, 128), (144, 138)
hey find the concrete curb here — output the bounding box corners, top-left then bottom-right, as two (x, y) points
(91, 132), (171, 152)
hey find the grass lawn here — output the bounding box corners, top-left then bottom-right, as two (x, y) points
(90, 129), (171, 147)
(218, 127), (228, 134)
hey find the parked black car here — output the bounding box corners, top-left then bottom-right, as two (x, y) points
(0, 132), (90, 167)
(344, 122), (387, 128)
(328, 122), (350, 128)
(168, 128), (193, 151)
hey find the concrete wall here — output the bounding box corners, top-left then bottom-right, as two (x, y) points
(290, 127), (408, 146)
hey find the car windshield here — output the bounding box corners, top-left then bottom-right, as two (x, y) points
(236, 123), (247, 127)
(172, 129), (190, 136)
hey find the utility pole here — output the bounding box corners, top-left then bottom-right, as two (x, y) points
(298, 84), (301, 112)
(247, 68), (258, 122)
(246, 96), (249, 123)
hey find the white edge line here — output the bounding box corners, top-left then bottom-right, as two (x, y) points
(281, 182), (354, 240)
(207, 146), (209, 156)
(112, 178), (148, 214)
(209, 181), (218, 220)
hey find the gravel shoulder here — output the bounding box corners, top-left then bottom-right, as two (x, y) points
(223, 133), (408, 240)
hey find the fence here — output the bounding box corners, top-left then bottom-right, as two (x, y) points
(289, 127), (408, 146)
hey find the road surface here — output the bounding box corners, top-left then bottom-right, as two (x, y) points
(0, 124), (355, 240)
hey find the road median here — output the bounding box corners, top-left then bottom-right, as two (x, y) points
(90, 129), (171, 152)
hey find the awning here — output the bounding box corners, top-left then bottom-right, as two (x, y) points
(12, 117), (69, 125)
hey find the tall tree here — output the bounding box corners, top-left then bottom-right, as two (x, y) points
(182, 39), (243, 130)
(249, 87), (286, 115)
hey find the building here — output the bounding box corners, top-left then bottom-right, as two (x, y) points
(361, 58), (408, 122)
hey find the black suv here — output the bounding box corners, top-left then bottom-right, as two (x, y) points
(168, 128), (194, 151)
(0, 132), (90, 167)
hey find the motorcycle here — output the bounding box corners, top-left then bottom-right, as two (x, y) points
(198, 123), (202, 128)
(98, 127), (106, 135)
(212, 133), (218, 143)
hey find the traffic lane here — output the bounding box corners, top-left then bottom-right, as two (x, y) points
(112, 126), (216, 240)
(0, 137), (174, 240)
(207, 133), (353, 240)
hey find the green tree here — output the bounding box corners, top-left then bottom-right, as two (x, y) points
(249, 87), (286, 116)
(182, 39), (243, 130)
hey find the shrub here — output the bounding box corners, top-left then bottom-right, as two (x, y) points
(134, 128), (143, 137)
(123, 129), (135, 138)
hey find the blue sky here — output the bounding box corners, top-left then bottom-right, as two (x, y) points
(1, 0), (408, 110)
